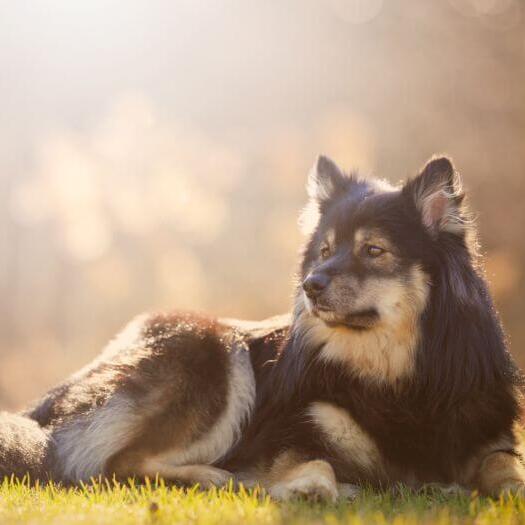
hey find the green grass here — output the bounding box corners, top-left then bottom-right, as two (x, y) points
(2, 479), (525, 525)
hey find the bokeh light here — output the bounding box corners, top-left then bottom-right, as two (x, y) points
(0, 1), (523, 408)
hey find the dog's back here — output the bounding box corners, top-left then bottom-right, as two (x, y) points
(1, 312), (288, 486)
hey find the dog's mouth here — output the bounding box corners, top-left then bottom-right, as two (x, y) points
(311, 303), (379, 330)
(341, 309), (379, 330)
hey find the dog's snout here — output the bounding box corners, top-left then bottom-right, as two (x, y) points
(303, 273), (330, 299)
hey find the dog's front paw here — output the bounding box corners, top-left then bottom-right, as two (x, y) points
(498, 480), (525, 497)
(477, 451), (525, 497)
(268, 460), (338, 502)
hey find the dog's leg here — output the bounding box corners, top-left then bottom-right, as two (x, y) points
(138, 460), (235, 488)
(476, 451), (525, 496)
(264, 450), (339, 502)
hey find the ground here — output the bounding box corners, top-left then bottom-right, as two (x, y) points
(2, 479), (525, 525)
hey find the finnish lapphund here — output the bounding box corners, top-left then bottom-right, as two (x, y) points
(1, 155), (523, 501)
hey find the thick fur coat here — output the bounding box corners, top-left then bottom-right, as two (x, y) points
(0, 155), (523, 500)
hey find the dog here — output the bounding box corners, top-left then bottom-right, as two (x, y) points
(0, 154), (523, 501)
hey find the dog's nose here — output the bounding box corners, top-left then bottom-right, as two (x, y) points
(302, 273), (330, 299)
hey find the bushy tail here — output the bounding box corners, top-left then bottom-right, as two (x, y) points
(0, 411), (53, 482)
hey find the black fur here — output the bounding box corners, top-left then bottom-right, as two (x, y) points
(0, 155), (521, 492)
(224, 158), (523, 487)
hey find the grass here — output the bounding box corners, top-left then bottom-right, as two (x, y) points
(1, 478), (525, 525)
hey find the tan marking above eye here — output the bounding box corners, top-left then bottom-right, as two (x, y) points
(320, 228), (336, 259)
(354, 228), (393, 256)
(320, 245), (331, 259)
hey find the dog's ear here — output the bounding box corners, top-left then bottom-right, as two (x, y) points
(404, 156), (466, 236)
(300, 155), (346, 235)
(306, 155), (347, 202)
(300, 155), (371, 235)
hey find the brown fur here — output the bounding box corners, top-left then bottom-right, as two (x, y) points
(25, 312), (253, 485)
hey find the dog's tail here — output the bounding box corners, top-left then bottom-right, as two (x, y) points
(0, 411), (53, 482)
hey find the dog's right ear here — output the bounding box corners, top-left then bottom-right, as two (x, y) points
(306, 155), (347, 203)
(300, 155), (347, 235)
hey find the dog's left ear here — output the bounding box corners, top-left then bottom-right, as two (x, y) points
(404, 156), (466, 236)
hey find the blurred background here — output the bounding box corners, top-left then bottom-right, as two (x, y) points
(0, 0), (524, 409)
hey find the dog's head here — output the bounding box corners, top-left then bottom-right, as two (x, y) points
(297, 155), (471, 375)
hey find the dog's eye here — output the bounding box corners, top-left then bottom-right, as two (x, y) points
(365, 244), (385, 258)
(320, 245), (331, 259)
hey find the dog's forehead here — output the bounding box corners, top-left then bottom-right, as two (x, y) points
(325, 189), (401, 242)
(354, 226), (392, 248)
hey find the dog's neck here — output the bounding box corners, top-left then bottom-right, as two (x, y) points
(292, 304), (422, 386)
